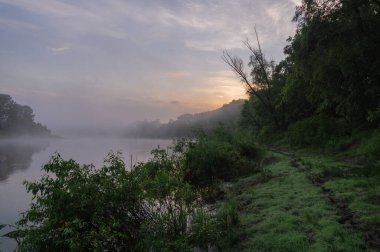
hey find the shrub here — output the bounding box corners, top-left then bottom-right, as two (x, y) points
(11, 150), (219, 251)
(183, 138), (241, 187)
(180, 127), (259, 189)
(14, 152), (143, 251)
(11, 128), (255, 251)
(233, 132), (258, 159)
(257, 125), (277, 143)
(362, 129), (380, 158)
(215, 200), (243, 248)
(288, 114), (348, 147)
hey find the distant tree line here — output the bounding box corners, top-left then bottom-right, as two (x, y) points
(0, 94), (51, 137)
(5, 1), (380, 250)
(124, 100), (244, 138)
(225, 0), (380, 146)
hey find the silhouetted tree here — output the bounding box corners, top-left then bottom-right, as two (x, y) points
(0, 94), (51, 137)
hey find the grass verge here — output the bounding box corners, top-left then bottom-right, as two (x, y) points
(223, 152), (371, 251)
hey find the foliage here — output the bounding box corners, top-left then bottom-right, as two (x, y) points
(181, 126), (259, 190)
(367, 103), (380, 123)
(15, 152), (141, 250)
(0, 94), (51, 137)
(288, 114), (348, 147)
(223, 36), (287, 130)
(215, 200), (242, 248)
(230, 0), (380, 147)
(124, 100), (244, 138)
(287, 0), (380, 123)
(12, 150), (225, 251)
(183, 138), (240, 187)
(9, 127), (253, 251)
(361, 129), (380, 158)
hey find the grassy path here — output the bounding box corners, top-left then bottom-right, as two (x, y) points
(227, 152), (376, 251)
(298, 155), (380, 250)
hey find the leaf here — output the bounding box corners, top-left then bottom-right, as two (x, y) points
(0, 224), (6, 230)
(3, 229), (25, 239)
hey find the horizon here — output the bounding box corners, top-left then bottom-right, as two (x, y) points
(0, 0), (300, 135)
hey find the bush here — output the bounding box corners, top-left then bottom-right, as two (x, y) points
(14, 152), (142, 251)
(288, 114), (348, 147)
(11, 128), (254, 251)
(215, 200), (243, 248)
(362, 129), (380, 158)
(257, 125), (277, 143)
(208, 126), (258, 160)
(184, 138), (241, 187)
(11, 150), (219, 251)
(181, 127), (259, 189)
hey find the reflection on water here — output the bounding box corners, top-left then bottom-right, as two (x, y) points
(0, 137), (171, 251)
(0, 139), (50, 182)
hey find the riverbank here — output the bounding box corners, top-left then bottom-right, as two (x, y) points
(2, 128), (379, 251)
(218, 148), (380, 251)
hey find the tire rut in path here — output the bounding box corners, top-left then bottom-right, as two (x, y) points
(286, 152), (380, 251)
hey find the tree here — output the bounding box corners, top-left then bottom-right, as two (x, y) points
(9, 148), (231, 251)
(0, 94), (51, 137)
(0, 94), (15, 130)
(285, 0), (380, 124)
(222, 28), (284, 129)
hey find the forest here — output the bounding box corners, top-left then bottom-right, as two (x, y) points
(0, 94), (51, 138)
(2, 0), (380, 251)
(232, 0), (380, 139)
(124, 99), (244, 138)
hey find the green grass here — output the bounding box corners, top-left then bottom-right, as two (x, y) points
(301, 156), (380, 226)
(224, 153), (369, 251)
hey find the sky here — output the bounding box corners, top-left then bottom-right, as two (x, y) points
(0, 0), (300, 135)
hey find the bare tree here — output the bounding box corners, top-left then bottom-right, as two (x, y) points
(222, 27), (280, 128)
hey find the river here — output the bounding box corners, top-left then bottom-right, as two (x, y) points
(0, 137), (172, 251)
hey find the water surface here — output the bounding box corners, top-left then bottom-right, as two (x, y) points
(0, 137), (171, 251)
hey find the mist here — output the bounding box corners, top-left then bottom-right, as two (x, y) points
(0, 0), (299, 138)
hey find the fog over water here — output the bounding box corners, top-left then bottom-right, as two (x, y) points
(0, 1), (302, 250)
(0, 0), (300, 135)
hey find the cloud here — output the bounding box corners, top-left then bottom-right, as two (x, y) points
(0, 17), (40, 30)
(0, 0), (298, 55)
(0, 0), (129, 39)
(203, 70), (241, 87)
(291, 0), (302, 5)
(0, 0), (300, 129)
(161, 71), (190, 79)
(49, 47), (69, 54)
(124, 0), (298, 53)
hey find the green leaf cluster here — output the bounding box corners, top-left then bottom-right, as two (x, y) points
(0, 94), (51, 137)
(182, 127), (259, 191)
(239, 0), (380, 147)
(11, 132), (248, 251)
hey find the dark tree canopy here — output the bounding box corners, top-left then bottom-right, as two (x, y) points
(0, 94), (51, 137)
(286, 0), (380, 123)
(229, 0), (380, 136)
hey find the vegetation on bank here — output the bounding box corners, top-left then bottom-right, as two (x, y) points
(124, 100), (244, 139)
(228, 153), (369, 251)
(5, 124), (379, 251)
(3, 0), (380, 251)
(0, 94), (52, 138)
(4, 130), (259, 251)
(226, 0), (380, 144)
